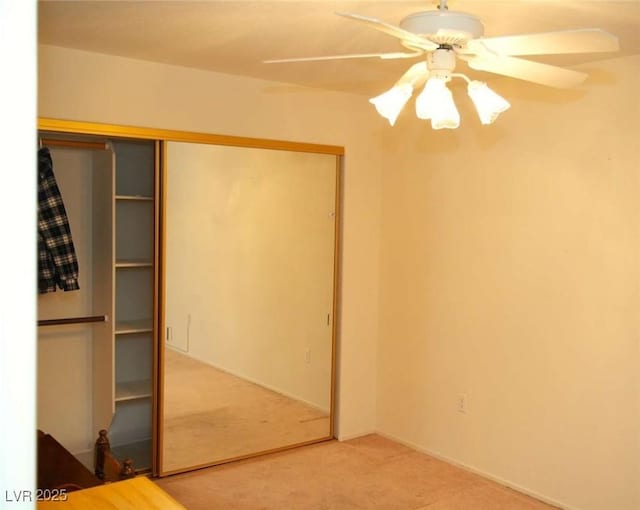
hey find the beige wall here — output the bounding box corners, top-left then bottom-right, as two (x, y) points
(39, 43), (640, 509)
(38, 44), (381, 439)
(377, 55), (640, 510)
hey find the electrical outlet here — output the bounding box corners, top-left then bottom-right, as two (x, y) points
(305, 349), (311, 364)
(166, 326), (172, 342)
(457, 393), (468, 414)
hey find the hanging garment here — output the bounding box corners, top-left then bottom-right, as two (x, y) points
(38, 147), (80, 293)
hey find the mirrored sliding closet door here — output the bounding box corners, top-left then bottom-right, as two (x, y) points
(160, 140), (341, 474)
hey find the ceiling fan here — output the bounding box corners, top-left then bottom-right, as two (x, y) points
(264, 0), (619, 129)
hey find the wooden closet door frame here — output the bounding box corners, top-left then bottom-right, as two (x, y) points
(38, 117), (344, 477)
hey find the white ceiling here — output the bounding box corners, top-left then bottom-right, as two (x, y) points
(38, 1), (640, 96)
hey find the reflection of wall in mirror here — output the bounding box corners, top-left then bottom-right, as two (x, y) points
(165, 143), (336, 413)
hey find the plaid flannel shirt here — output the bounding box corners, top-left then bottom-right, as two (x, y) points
(38, 148), (80, 293)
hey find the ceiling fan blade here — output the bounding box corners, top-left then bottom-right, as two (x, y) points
(335, 12), (438, 51)
(263, 51), (422, 64)
(463, 54), (588, 88)
(465, 29), (619, 57)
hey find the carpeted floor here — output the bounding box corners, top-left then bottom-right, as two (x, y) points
(163, 348), (330, 472)
(155, 434), (558, 509)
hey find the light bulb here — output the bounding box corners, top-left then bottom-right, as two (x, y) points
(467, 81), (510, 125)
(415, 77), (460, 130)
(369, 84), (413, 126)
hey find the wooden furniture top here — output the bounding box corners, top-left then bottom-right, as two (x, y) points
(37, 477), (186, 510)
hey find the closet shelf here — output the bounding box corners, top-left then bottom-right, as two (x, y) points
(115, 319), (153, 335)
(115, 194), (153, 201)
(111, 439), (152, 473)
(115, 259), (153, 268)
(115, 379), (152, 402)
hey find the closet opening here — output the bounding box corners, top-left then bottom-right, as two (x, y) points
(37, 131), (158, 477)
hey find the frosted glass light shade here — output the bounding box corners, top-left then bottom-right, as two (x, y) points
(369, 84), (413, 126)
(467, 81), (510, 125)
(415, 78), (460, 130)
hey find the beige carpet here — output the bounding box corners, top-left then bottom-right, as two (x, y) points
(163, 348), (330, 472)
(156, 434), (558, 510)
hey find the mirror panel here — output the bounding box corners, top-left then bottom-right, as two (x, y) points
(161, 141), (338, 473)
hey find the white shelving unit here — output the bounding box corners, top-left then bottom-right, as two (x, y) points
(109, 140), (156, 472)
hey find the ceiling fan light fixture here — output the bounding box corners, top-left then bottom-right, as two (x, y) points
(369, 83), (414, 126)
(467, 81), (511, 125)
(415, 77), (460, 129)
(266, 6), (619, 129)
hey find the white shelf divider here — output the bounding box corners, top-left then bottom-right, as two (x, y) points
(115, 379), (152, 402)
(115, 318), (153, 335)
(115, 259), (153, 268)
(115, 195), (153, 201)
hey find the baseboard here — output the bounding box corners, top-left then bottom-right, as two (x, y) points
(336, 430), (377, 442)
(375, 431), (577, 510)
(169, 348), (331, 414)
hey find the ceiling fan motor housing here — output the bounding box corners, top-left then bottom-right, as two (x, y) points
(426, 48), (457, 78)
(400, 10), (484, 47)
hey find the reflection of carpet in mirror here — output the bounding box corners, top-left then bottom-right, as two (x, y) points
(162, 348), (330, 473)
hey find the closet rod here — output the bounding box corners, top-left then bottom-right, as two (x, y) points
(38, 315), (108, 327)
(40, 139), (107, 150)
